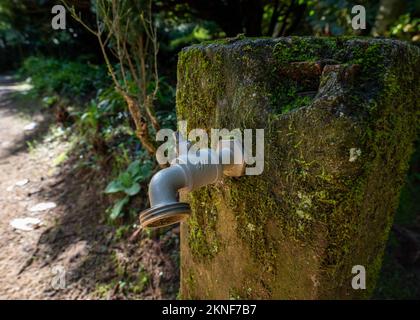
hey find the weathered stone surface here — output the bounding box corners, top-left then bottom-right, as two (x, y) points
(176, 37), (419, 299)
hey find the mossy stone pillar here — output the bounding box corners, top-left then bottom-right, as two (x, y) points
(176, 37), (419, 299)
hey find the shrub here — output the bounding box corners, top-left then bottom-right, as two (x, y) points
(19, 56), (109, 99)
(105, 159), (154, 220)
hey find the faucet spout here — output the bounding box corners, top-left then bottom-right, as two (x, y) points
(148, 165), (188, 207)
(140, 164), (191, 229)
(139, 139), (245, 229)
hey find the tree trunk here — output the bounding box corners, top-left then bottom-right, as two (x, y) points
(124, 94), (156, 156)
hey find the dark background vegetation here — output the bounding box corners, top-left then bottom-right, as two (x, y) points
(0, 0), (419, 299)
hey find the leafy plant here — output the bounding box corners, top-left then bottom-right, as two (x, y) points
(105, 160), (154, 220)
(19, 56), (109, 99)
(390, 14), (420, 42)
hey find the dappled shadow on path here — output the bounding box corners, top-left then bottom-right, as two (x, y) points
(0, 75), (180, 299)
(0, 76), (51, 160)
(30, 149), (180, 299)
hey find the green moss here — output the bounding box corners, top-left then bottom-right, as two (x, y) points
(182, 269), (198, 299)
(177, 47), (225, 128)
(131, 267), (150, 294)
(224, 177), (278, 273)
(95, 282), (115, 298)
(187, 187), (222, 260)
(271, 80), (315, 114)
(274, 37), (336, 64)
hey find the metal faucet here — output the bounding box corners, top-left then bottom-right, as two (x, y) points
(139, 135), (245, 229)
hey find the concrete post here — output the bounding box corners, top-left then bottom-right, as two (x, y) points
(176, 37), (419, 299)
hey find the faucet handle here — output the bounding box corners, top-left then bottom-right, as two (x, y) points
(217, 139), (246, 177)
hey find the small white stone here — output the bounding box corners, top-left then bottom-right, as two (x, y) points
(349, 148), (362, 162)
(10, 217), (42, 231)
(15, 179), (29, 187)
(28, 202), (57, 212)
(23, 122), (37, 131)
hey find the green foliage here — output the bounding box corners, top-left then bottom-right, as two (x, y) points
(307, 0), (376, 36)
(114, 224), (133, 240)
(109, 197), (130, 220)
(105, 160), (154, 220)
(19, 56), (109, 99)
(17, 55), (169, 224)
(169, 23), (218, 50)
(77, 87), (127, 142)
(390, 14), (420, 42)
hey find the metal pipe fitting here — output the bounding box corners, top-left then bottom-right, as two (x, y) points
(139, 139), (245, 229)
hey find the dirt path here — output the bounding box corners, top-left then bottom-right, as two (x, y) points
(0, 75), (55, 298)
(0, 75), (180, 299)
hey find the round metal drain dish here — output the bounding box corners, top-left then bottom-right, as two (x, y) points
(139, 202), (191, 229)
